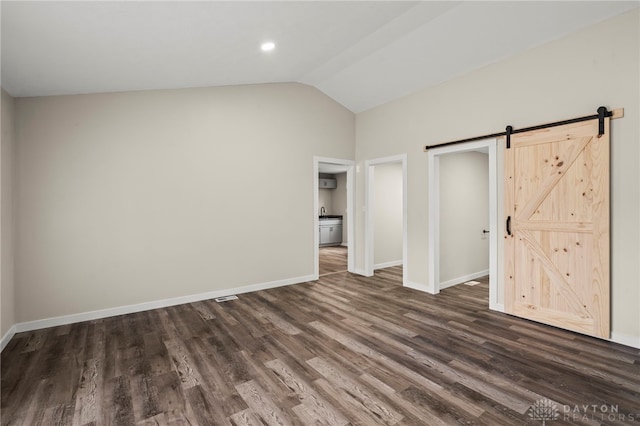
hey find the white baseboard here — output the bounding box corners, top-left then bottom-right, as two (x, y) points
(439, 269), (490, 290)
(1, 325), (16, 352)
(404, 280), (436, 295)
(610, 331), (640, 349)
(373, 260), (402, 270)
(6, 273), (638, 352)
(490, 302), (505, 312)
(11, 274), (316, 336)
(353, 268), (373, 277)
(340, 242), (348, 247)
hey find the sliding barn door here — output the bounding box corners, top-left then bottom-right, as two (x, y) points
(504, 118), (610, 338)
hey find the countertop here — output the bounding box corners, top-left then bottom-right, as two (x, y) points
(319, 215), (343, 220)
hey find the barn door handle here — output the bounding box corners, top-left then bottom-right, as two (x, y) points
(506, 216), (512, 236)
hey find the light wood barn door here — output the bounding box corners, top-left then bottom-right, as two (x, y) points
(504, 118), (610, 338)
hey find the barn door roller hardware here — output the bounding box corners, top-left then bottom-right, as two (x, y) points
(504, 106), (613, 149)
(424, 106), (623, 151)
(505, 125), (513, 149)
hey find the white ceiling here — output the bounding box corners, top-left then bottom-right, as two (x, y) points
(2, 1), (637, 113)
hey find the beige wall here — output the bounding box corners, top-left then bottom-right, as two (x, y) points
(5, 9), (639, 349)
(355, 10), (639, 345)
(15, 83), (355, 323)
(318, 190), (333, 216)
(318, 173), (335, 215)
(373, 162), (403, 267)
(439, 152), (489, 285)
(1, 89), (16, 338)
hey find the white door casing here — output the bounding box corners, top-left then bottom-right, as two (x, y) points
(426, 139), (501, 311)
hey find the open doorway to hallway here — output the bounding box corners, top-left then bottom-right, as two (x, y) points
(364, 154), (407, 284)
(438, 149), (490, 289)
(313, 157), (355, 279)
(427, 138), (501, 311)
(318, 170), (348, 276)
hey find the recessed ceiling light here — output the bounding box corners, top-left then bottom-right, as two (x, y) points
(261, 41), (276, 52)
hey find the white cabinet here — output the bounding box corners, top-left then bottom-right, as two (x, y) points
(329, 225), (342, 244)
(319, 219), (342, 246)
(319, 226), (331, 245)
(319, 178), (337, 189)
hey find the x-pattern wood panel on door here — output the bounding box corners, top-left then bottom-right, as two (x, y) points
(505, 118), (610, 338)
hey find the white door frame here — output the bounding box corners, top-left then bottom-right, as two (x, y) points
(427, 139), (502, 311)
(313, 157), (355, 278)
(364, 154), (408, 284)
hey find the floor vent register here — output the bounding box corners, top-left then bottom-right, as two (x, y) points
(215, 295), (238, 303)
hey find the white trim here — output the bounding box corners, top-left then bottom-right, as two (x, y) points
(610, 332), (640, 349)
(364, 154), (408, 285)
(364, 164), (374, 275)
(314, 157), (355, 278)
(354, 268), (373, 277)
(493, 302), (505, 312)
(11, 274), (316, 335)
(488, 141), (500, 312)
(439, 269), (489, 290)
(1, 325), (16, 352)
(374, 260), (403, 270)
(426, 151), (439, 294)
(314, 159), (320, 278)
(346, 164), (355, 274)
(404, 280), (431, 293)
(427, 139), (501, 312)
(4, 281), (637, 350)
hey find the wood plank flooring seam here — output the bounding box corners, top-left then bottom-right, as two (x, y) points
(2, 270), (639, 425)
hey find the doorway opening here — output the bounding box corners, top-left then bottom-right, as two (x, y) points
(313, 157), (355, 279)
(364, 154), (407, 284)
(427, 139), (502, 311)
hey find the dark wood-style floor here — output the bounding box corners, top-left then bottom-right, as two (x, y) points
(319, 246), (347, 276)
(2, 267), (639, 425)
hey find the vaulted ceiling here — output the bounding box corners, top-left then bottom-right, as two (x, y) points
(2, 1), (637, 112)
